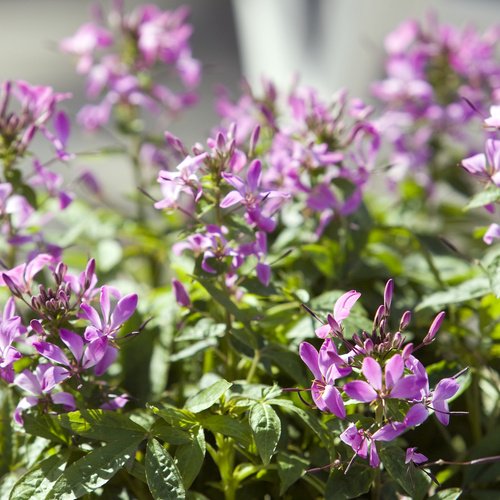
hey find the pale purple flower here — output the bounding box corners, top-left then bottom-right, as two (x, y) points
(340, 423), (381, 468)
(0, 298), (23, 382)
(461, 139), (500, 186)
(405, 447), (428, 465)
(13, 363), (75, 425)
(315, 290), (361, 339)
(299, 338), (350, 418)
(484, 223), (500, 245)
(0, 253), (55, 293)
(80, 285), (138, 340)
(484, 105), (500, 129)
(220, 159), (289, 232)
(33, 329), (110, 378)
(343, 354), (425, 403)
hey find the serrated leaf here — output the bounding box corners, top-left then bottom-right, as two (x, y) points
(46, 438), (142, 499)
(184, 379), (232, 413)
(176, 426), (206, 489)
(380, 446), (431, 500)
(146, 438), (186, 500)
(325, 467), (376, 500)
(277, 452), (309, 495)
(199, 414), (252, 446)
(150, 420), (192, 445)
(249, 402), (281, 465)
(54, 409), (147, 442)
(9, 450), (70, 500)
(464, 183), (500, 211)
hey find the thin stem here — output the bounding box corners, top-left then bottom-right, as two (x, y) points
(246, 349), (260, 383)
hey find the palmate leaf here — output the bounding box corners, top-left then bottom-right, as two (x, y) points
(9, 450), (70, 500)
(249, 402), (281, 466)
(54, 409), (148, 442)
(146, 438), (186, 500)
(45, 437), (143, 499)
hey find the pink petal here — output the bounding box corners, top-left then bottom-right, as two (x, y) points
(322, 385), (346, 418)
(343, 380), (378, 403)
(220, 190), (244, 208)
(362, 357), (382, 391)
(333, 290), (361, 323)
(385, 354), (404, 389)
(110, 293), (138, 330)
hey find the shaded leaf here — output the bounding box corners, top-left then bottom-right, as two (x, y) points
(249, 402), (281, 465)
(380, 446), (431, 500)
(22, 410), (70, 446)
(46, 438), (142, 499)
(150, 420), (192, 445)
(464, 183), (500, 211)
(9, 450), (70, 500)
(325, 466), (376, 500)
(146, 438), (185, 500)
(428, 488), (463, 500)
(199, 414), (252, 446)
(277, 452), (309, 495)
(147, 405), (198, 430)
(176, 426), (206, 489)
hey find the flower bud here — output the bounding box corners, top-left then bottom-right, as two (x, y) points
(327, 314), (342, 336)
(30, 319), (45, 336)
(2, 274), (23, 298)
(364, 338), (374, 354)
(172, 278), (191, 307)
(84, 258), (96, 290)
(399, 311), (411, 331)
(373, 305), (385, 327)
(352, 333), (362, 346)
(383, 278), (394, 313)
(402, 342), (413, 360)
(249, 125), (260, 156)
(423, 311), (445, 344)
(392, 331), (403, 349)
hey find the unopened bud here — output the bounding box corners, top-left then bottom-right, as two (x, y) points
(2, 274), (23, 298)
(30, 319), (45, 336)
(373, 305), (385, 327)
(192, 142), (205, 156)
(226, 138), (236, 158)
(165, 131), (187, 155)
(216, 132), (226, 154)
(383, 279), (394, 313)
(399, 311), (411, 331)
(249, 125), (260, 156)
(84, 258), (96, 290)
(364, 338), (374, 354)
(402, 342), (413, 360)
(379, 318), (387, 336)
(327, 314), (342, 336)
(228, 122), (237, 140)
(55, 262), (67, 285)
(172, 278), (191, 307)
(423, 311), (445, 344)
(392, 331), (403, 349)
(352, 333), (362, 346)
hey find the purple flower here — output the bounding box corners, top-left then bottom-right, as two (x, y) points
(172, 278), (191, 307)
(340, 423), (381, 468)
(220, 159), (289, 232)
(315, 290), (361, 338)
(343, 354), (425, 403)
(405, 447), (428, 465)
(484, 223), (500, 245)
(80, 285), (138, 340)
(33, 329), (110, 378)
(13, 364), (75, 425)
(461, 139), (500, 186)
(299, 339), (349, 418)
(0, 298), (23, 382)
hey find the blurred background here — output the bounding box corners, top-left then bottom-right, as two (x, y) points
(2, 0), (500, 197)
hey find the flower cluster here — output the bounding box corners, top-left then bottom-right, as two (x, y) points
(0, 80), (75, 259)
(155, 82), (381, 305)
(298, 280), (462, 469)
(372, 15), (500, 186)
(61, 3), (201, 132)
(0, 254), (138, 424)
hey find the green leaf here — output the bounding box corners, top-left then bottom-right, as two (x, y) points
(54, 409), (147, 442)
(325, 466), (376, 500)
(176, 426), (206, 489)
(147, 405), (198, 429)
(0, 390), (14, 476)
(150, 420), (192, 445)
(276, 452), (309, 495)
(428, 488), (463, 500)
(22, 410), (71, 446)
(96, 238), (123, 271)
(380, 446), (431, 500)
(262, 345), (310, 387)
(416, 277), (490, 310)
(249, 402), (281, 465)
(184, 379), (233, 413)
(199, 414), (252, 446)
(267, 399), (332, 452)
(487, 254), (500, 298)
(146, 438), (186, 500)
(464, 183), (500, 211)
(9, 450), (70, 500)
(46, 438), (143, 499)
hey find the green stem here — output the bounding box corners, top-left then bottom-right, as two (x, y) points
(246, 349), (260, 383)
